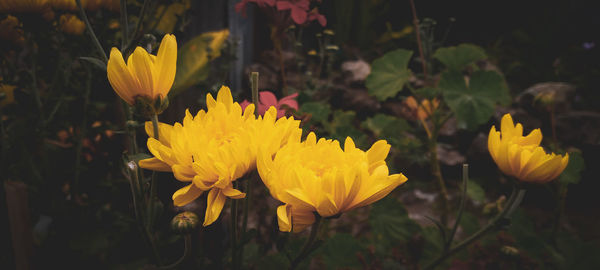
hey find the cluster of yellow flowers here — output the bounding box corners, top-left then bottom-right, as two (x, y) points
(106, 34), (408, 231)
(106, 33), (569, 232)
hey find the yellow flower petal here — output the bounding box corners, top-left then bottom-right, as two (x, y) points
(154, 34), (177, 98)
(138, 157), (171, 172)
(173, 184), (204, 206)
(277, 204), (293, 232)
(204, 188), (227, 226)
(107, 48), (139, 104)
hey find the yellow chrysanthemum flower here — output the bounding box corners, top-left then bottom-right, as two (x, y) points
(139, 86), (302, 226)
(58, 14), (85, 35)
(488, 113), (569, 183)
(258, 132), (408, 232)
(0, 82), (16, 107)
(107, 34), (177, 106)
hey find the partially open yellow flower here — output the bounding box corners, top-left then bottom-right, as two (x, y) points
(107, 34), (177, 106)
(258, 132), (408, 232)
(58, 14), (85, 35)
(139, 86), (302, 226)
(488, 114), (568, 183)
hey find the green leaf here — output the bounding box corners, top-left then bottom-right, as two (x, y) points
(361, 114), (412, 148)
(171, 29), (229, 96)
(328, 110), (367, 148)
(300, 102), (331, 123)
(415, 87), (441, 99)
(369, 197), (421, 253)
(440, 70), (510, 129)
(433, 44), (487, 71)
(316, 233), (364, 269)
(558, 151), (584, 185)
(458, 212), (480, 235)
(366, 49), (413, 101)
(466, 179), (486, 203)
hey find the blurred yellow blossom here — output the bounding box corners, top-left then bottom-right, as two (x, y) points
(0, 15), (25, 45)
(404, 96), (439, 120)
(59, 14), (85, 35)
(0, 0), (49, 13)
(139, 86), (302, 226)
(258, 132), (407, 232)
(488, 113), (568, 183)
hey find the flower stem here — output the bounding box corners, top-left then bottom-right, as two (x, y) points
(408, 0), (428, 81)
(75, 0), (108, 63)
(425, 187), (526, 269)
(238, 176), (252, 266)
(446, 164), (469, 250)
(119, 0), (129, 50)
(291, 215), (322, 269)
(147, 113), (162, 265)
(159, 234), (192, 269)
(428, 137), (450, 226)
(230, 182), (239, 270)
(251, 72), (259, 117)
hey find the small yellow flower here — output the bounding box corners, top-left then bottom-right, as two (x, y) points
(258, 132), (407, 232)
(488, 114), (568, 183)
(107, 34), (177, 106)
(139, 86), (302, 226)
(59, 14), (85, 35)
(307, 49), (317, 56)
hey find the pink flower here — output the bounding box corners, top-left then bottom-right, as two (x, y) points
(240, 91), (299, 118)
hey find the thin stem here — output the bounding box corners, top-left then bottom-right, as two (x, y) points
(428, 137), (450, 226)
(125, 0), (151, 54)
(291, 215), (322, 269)
(251, 72), (259, 117)
(230, 182), (239, 270)
(552, 183), (568, 240)
(425, 188), (526, 270)
(238, 177), (251, 266)
(76, 0), (108, 63)
(159, 234), (192, 269)
(120, 0), (129, 50)
(147, 113), (161, 265)
(446, 164), (469, 250)
(408, 0), (428, 81)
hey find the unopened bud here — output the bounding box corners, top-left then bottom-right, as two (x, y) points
(171, 211), (199, 234)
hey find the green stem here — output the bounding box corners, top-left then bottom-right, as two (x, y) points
(291, 215), (322, 269)
(425, 187), (526, 270)
(119, 0), (129, 50)
(552, 183), (568, 239)
(75, 0), (108, 63)
(124, 0), (151, 54)
(231, 182), (239, 270)
(159, 234), (192, 269)
(146, 113), (162, 265)
(446, 164), (469, 250)
(251, 72), (259, 117)
(428, 136), (450, 226)
(238, 176), (251, 266)
(408, 0), (428, 81)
